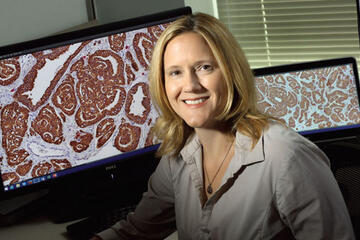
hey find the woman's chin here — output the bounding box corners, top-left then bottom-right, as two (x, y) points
(185, 119), (205, 129)
(185, 119), (217, 130)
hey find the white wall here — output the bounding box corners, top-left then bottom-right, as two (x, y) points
(92, 0), (185, 24)
(184, 0), (218, 17)
(92, 0), (218, 24)
(0, 0), (88, 47)
(0, 0), (218, 48)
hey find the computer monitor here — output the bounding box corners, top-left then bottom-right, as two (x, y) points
(0, 7), (191, 219)
(253, 57), (360, 143)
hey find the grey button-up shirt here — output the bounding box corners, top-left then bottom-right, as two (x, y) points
(99, 123), (355, 239)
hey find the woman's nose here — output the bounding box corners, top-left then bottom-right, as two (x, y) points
(183, 71), (202, 92)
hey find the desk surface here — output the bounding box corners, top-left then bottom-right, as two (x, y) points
(0, 215), (77, 240)
(0, 216), (178, 240)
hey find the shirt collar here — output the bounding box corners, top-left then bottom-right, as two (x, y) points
(179, 131), (265, 166)
(234, 131), (265, 165)
(180, 134), (201, 164)
(222, 131), (265, 178)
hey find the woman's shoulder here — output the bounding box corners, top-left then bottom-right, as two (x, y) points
(264, 121), (309, 147)
(263, 121), (329, 165)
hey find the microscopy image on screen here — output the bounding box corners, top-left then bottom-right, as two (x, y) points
(255, 64), (360, 133)
(0, 23), (168, 187)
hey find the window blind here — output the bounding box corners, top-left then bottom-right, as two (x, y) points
(217, 0), (360, 69)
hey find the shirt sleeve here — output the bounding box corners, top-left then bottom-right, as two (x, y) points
(276, 141), (355, 239)
(97, 155), (176, 240)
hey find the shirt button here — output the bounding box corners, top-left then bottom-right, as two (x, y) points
(201, 227), (210, 233)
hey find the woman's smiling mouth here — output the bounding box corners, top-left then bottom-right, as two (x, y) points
(183, 97), (209, 105)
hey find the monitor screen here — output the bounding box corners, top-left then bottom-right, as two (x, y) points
(254, 57), (360, 143)
(0, 7), (191, 200)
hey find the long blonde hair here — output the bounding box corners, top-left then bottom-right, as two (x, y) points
(149, 13), (275, 157)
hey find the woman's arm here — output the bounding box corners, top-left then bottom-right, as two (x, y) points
(276, 143), (355, 239)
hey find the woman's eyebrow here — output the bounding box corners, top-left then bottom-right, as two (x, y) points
(164, 59), (216, 71)
(164, 65), (181, 72)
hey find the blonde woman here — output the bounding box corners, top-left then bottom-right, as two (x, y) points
(94, 13), (354, 240)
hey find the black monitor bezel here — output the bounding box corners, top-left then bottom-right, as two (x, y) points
(0, 7), (191, 201)
(253, 57), (360, 143)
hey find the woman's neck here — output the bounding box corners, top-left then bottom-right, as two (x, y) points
(195, 127), (235, 164)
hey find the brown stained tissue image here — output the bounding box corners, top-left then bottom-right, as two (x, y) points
(0, 24), (167, 185)
(255, 66), (360, 131)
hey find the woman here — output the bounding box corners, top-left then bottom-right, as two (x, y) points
(95, 13), (355, 239)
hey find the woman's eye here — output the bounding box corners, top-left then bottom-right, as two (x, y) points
(170, 70), (180, 76)
(199, 64), (213, 71)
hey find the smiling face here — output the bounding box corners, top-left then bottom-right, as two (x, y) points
(163, 32), (227, 130)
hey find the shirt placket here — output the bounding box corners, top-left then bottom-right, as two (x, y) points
(199, 201), (214, 240)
